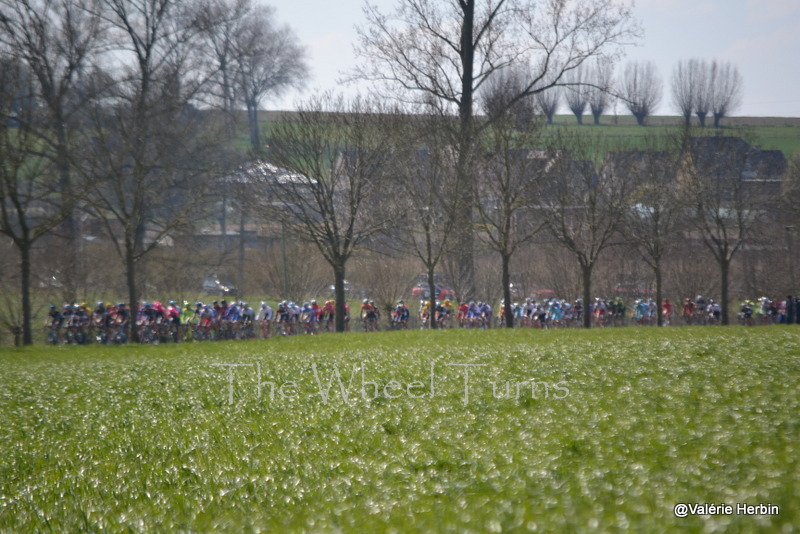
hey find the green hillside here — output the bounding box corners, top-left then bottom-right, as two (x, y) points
(254, 111), (800, 160)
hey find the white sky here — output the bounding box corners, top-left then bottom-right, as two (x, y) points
(266, 0), (800, 117)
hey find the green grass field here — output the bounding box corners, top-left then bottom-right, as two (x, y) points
(1, 327), (799, 532)
(257, 111), (800, 160)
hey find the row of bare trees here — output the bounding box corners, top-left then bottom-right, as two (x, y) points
(254, 91), (791, 331)
(0, 0), (779, 345)
(500, 57), (743, 128)
(0, 80), (793, 341)
(0, 0), (308, 344)
(672, 59), (743, 128)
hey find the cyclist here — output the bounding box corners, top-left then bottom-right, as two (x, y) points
(257, 302), (274, 338)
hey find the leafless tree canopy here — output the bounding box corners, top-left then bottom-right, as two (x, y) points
(671, 58), (701, 126)
(540, 133), (633, 327)
(709, 60), (742, 128)
(680, 134), (769, 324)
(480, 66), (537, 128)
(353, 0), (639, 118)
(265, 94), (402, 331)
(475, 110), (546, 325)
(535, 86), (560, 124)
(621, 60), (662, 126)
(615, 136), (683, 325)
(586, 58), (614, 125)
(0, 58), (71, 344)
(353, 0), (639, 297)
(194, 0), (309, 151)
(564, 65), (589, 124)
(671, 58), (742, 128)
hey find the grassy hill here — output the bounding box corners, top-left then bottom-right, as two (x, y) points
(1, 327), (798, 532)
(549, 115), (800, 159)
(255, 111), (800, 160)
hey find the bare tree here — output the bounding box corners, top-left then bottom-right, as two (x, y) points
(781, 155), (800, 292)
(193, 0), (309, 151)
(613, 134), (683, 326)
(709, 60), (742, 128)
(475, 101), (546, 327)
(232, 5), (308, 151)
(671, 58), (701, 126)
(540, 133), (632, 327)
(535, 87), (560, 125)
(587, 58), (614, 125)
(0, 58), (72, 345)
(75, 0), (217, 342)
(193, 0), (251, 114)
(680, 134), (769, 325)
(480, 66), (536, 128)
(387, 114), (462, 329)
(564, 65), (589, 124)
(0, 0), (103, 301)
(693, 60), (711, 127)
(265, 94), (399, 332)
(353, 0), (640, 298)
(621, 60), (662, 126)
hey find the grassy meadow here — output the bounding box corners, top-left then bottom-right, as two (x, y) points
(258, 111), (800, 159)
(1, 326), (799, 532)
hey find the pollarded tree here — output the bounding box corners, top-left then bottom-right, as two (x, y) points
(264, 94), (400, 333)
(671, 58), (702, 126)
(693, 59), (711, 127)
(535, 86), (560, 125)
(480, 65), (537, 129)
(709, 60), (742, 128)
(564, 65), (589, 125)
(353, 0), (641, 298)
(621, 60), (662, 126)
(586, 58), (614, 125)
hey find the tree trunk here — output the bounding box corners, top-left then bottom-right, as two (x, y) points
(220, 194), (227, 252)
(592, 112), (602, 125)
(428, 266), (438, 329)
(454, 0), (476, 301)
(696, 111), (707, 128)
(720, 258), (730, 325)
(333, 262), (347, 333)
(582, 263), (592, 329)
(126, 244), (139, 343)
(20, 242), (33, 346)
(56, 127), (78, 303)
(238, 201), (246, 293)
(655, 262), (663, 327)
(502, 252), (513, 328)
(246, 100), (260, 151)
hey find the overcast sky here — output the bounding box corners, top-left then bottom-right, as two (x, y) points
(267, 0), (800, 118)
